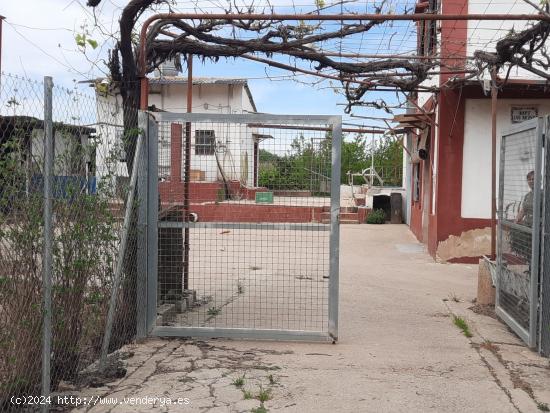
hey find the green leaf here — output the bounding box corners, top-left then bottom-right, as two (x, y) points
(86, 39), (98, 49)
(75, 34), (86, 48)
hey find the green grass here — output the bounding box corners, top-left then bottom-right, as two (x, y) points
(243, 391), (253, 400)
(538, 402), (550, 412)
(251, 407), (268, 413)
(207, 307), (221, 316)
(257, 387), (271, 402)
(453, 316), (473, 338)
(232, 375), (245, 387)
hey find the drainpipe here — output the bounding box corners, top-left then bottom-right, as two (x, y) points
(184, 54), (192, 291)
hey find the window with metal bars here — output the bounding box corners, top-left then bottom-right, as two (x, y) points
(195, 130), (215, 155)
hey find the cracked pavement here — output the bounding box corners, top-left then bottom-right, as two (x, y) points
(67, 225), (550, 412)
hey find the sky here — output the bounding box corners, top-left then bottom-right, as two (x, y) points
(0, 0), (417, 130)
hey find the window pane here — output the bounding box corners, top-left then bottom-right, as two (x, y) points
(195, 130), (215, 155)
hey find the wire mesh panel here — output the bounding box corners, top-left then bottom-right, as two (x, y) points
(149, 113), (341, 341)
(0, 73), (144, 409)
(0, 74), (47, 408)
(497, 118), (543, 347)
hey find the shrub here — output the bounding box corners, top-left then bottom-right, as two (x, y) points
(366, 209), (386, 224)
(0, 131), (123, 405)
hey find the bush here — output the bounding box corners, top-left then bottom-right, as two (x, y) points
(0, 133), (122, 405)
(366, 209), (386, 224)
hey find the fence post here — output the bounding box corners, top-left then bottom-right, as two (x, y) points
(541, 117), (550, 356)
(136, 111), (148, 339)
(100, 129), (143, 370)
(42, 76), (53, 413)
(328, 116), (341, 343)
(529, 118), (544, 348)
(146, 116), (158, 333)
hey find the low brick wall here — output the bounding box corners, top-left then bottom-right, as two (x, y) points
(159, 180), (267, 203)
(190, 203), (324, 223)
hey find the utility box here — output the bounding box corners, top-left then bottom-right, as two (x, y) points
(255, 191), (274, 204)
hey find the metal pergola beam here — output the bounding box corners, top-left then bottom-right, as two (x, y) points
(139, 11), (550, 108)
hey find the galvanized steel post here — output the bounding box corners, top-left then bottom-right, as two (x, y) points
(329, 116), (342, 342)
(541, 116), (550, 356)
(529, 118), (544, 348)
(100, 130), (143, 370)
(42, 76), (54, 413)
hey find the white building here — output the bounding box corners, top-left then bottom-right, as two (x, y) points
(400, 0), (550, 262)
(93, 75), (258, 196)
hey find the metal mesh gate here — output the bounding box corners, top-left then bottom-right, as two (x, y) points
(143, 113), (341, 341)
(497, 118), (543, 347)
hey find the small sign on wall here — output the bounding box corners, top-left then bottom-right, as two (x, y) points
(511, 106), (538, 123)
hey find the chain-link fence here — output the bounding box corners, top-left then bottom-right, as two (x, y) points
(0, 72), (142, 410)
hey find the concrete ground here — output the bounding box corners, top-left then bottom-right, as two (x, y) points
(68, 224), (550, 413)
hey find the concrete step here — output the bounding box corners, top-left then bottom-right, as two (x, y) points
(340, 219), (360, 224)
(340, 212), (359, 220)
(321, 218), (360, 224)
(322, 210), (361, 224)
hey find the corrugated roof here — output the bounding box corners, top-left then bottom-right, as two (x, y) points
(149, 77), (258, 113)
(149, 76), (248, 85)
(82, 76), (258, 113)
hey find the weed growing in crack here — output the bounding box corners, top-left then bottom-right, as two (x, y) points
(267, 374), (277, 385)
(243, 390), (253, 400)
(232, 375), (245, 387)
(453, 316), (473, 338)
(251, 406), (268, 413)
(257, 387), (271, 402)
(538, 402), (549, 411)
(207, 307), (221, 316)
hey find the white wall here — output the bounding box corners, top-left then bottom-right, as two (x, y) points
(94, 93), (127, 196)
(461, 98), (550, 218)
(149, 82), (256, 186)
(418, 74), (440, 108)
(95, 82), (257, 188)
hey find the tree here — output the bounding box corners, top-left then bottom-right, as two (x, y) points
(85, 0), (550, 141)
(371, 136), (403, 186)
(341, 136), (368, 184)
(91, 0), (437, 122)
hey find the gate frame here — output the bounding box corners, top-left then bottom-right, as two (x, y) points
(138, 112), (342, 342)
(497, 117), (543, 348)
(540, 116), (550, 356)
